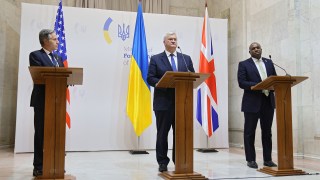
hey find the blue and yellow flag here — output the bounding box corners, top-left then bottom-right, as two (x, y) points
(126, 2), (151, 136)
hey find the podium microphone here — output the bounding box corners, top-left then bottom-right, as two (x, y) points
(269, 55), (290, 76)
(177, 46), (190, 72)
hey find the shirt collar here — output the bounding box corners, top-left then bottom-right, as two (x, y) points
(252, 57), (262, 62)
(42, 48), (51, 55)
(165, 50), (177, 57)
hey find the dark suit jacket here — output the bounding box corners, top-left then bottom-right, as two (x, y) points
(237, 57), (277, 113)
(147, 51), (195, 111)
(29, 49), (64, 108)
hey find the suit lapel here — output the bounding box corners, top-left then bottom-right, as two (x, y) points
(54, 54), (64, 67)
(40, 49), (55, 67)
(160, 51), (188, 72)
(161, 51), (173, 71)
(262, 58), (271, 76)
(177, 53), (185, 72)
(248, 58), (261, 80)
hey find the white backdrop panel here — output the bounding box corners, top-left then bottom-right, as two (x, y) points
(15, 3), (228, 153)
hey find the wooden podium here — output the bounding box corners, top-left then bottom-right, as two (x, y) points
(251, 76), (308, 176)
(156, 71), (210, 180)
(29, 67), (83, 180)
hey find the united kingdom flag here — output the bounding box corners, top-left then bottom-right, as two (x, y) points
(54, 0), (71, 128)
(196, 5), (219, 137)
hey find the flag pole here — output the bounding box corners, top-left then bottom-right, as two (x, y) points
(197, 136), (218, 153)
(129, 136), (149, 154)
(127, 0), (150, 155)
(197, 1), (218, 153)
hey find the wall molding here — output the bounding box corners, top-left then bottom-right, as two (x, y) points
(228, 128), (244, 133)
(228, 146), (320, 160)
(0, 145), (13, 149)
(302, 154), (320, 160)
(229, 143), (244, 149)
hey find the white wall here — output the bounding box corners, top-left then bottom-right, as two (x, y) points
(15, 3), (228, 152)
(212, 0), (320, 158)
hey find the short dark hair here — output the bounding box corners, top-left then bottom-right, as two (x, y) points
(39, 29), (55, 46)
(249, 42), (261, 50)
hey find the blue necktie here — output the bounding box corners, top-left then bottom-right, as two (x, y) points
(170, 54), (177, 71)
(49, 53), (59, 67)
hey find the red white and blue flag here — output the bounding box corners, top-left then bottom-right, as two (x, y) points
(196, 6), (219, 137)
(54, 0), (71, 128)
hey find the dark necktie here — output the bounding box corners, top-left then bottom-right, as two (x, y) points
(49, 53), (59, 67)
(170, 54), (177, 71)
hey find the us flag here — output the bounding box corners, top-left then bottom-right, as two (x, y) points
(196, 5), (219, 137)
(54, 0), (71, 128)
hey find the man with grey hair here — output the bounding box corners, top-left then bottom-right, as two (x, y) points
(237, 42), (277, 169)
(147, 32), (195, 172)
(29, 29), (64, 176)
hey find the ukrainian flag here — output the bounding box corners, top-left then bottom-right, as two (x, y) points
(126, 2), (152, 136)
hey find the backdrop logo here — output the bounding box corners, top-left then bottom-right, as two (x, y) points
(118, 24), (130, 41)
(103, 17), (113, 44)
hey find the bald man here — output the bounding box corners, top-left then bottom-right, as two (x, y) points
(237, 42), (277, 169)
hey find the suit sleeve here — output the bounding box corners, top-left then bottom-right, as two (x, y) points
(186, 55), (195, 72)
(147, 56), (159, 87)
(237, 61), (257, 90)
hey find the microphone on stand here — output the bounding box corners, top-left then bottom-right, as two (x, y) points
(177, 46), (190, 72)
(269, 55), (290, 76)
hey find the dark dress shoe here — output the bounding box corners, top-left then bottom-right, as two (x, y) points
(33, 169), (43, 177)
(247, 161), (258, 169)
(264, 161), (277, 167)
(158, 164), (168, 172)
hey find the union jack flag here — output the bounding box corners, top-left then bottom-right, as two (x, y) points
(54, 0), (71, 128)
(196, 5), (219, 137)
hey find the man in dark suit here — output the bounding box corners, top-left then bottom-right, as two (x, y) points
(147, 32), (195, 172)
(237, 42), (277, 169)
(29, 29), (64, 176)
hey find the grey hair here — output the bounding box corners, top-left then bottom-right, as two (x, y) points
(39, 29), (55, 46)
(163, 32), (177, 41)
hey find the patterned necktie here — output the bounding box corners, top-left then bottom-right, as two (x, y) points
(49, 53), (59, 67)
(170, 54), (177, 71)
(257, 60), (269, 96)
